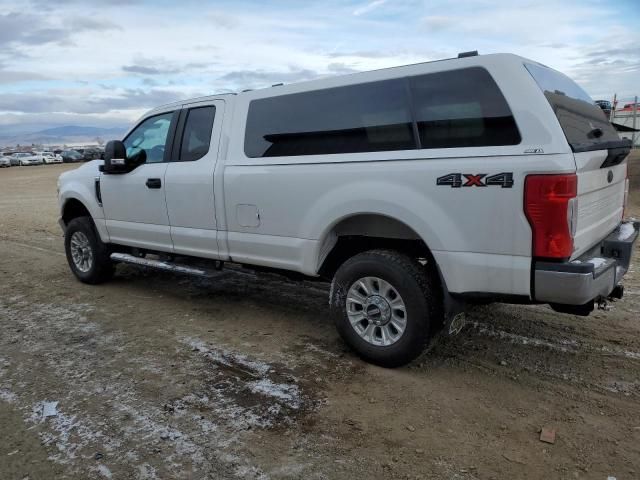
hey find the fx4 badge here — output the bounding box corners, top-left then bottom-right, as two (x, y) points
(437, 173), (514, 188)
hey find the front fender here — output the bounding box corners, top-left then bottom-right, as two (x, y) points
(58, 171), (109, 243)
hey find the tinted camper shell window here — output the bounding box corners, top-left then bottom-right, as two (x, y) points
(524, 62), (622, 152)
(244, 67), (521, 158)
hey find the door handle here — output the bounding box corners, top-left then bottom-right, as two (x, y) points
(146, 178), (162, 189)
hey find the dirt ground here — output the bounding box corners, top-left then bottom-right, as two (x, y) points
(1, 154), (639, 480)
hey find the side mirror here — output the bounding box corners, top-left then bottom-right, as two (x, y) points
(100, 140), (135, 174)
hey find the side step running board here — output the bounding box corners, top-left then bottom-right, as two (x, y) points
(110, 253), (217, 278)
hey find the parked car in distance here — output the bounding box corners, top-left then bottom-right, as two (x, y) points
(12, 152), (43, 166)
(35, 151), (63, 164)
(595, 100), (612, 118)
(61, 150), (84, 163)
(81, 147), (103, 161)
(6, 154), (20, 166)
(0, 157), (10, 168)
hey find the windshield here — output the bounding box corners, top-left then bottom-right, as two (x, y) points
(524, 63), (623, 152)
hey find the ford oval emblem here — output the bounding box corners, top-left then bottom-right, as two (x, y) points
(607, 170), (614, 183)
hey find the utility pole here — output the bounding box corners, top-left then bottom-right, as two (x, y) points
(610, 93), (616, 122)
(633, 96), (638, 149)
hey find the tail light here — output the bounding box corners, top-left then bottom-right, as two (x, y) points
(524, 174), (577, 259)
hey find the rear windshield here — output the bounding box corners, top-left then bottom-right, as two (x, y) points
(524, 63), (621, 152)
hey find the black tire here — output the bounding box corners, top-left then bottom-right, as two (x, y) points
(330, 249), (441, 368)
(64, 216), (114, 284)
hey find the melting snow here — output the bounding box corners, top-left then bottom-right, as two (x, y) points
(572, 257), (608, 269)
(96, 464), (113, 479)
(0, 299), (272, 478)
(0, 388), (17, 404)
(186, 338), (272, 377)
(247, 378), (301, 409)
(182, 337), (306, 426)
(42, 401), (59, 419)
(617, 222), (636, 241)
(588, 257), (608, 269)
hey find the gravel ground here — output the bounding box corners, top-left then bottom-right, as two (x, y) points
(1, 155), (639, 480)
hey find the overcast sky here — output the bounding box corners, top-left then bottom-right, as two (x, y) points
(0, 0), (638, 132)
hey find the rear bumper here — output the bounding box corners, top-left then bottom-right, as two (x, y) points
(534, 221), (639, 305)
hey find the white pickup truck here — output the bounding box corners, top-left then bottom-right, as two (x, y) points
(58, 53), (638, 367)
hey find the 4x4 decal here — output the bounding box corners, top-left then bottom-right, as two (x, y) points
(437, 172), (514, 188)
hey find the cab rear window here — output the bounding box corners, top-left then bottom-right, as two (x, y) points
(524, 63), (621, 152)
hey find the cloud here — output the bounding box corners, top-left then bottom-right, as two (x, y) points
(0, 70), (50, 83)
(0, 0), (638, 138)
(0, 11), (120, 48)
(218, 68), (321, 88)
(567, 41), (640, 98)
(0, 88), (189, 114)
(353, 0), (388, 16)
(326, 50), (393, 59)
(207, 11), (240, 29)
(539, 43), (569, 49)
(326, 62), (360, 75)
(422, 15), (455, 32)
(122, 65), (178, 75)
(122, 59), (211, 76)
(67, 17), (122, 32)
(585, 46), (640, 59)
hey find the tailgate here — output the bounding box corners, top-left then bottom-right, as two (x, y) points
(572, 150), (626, 258)
(523, 62), (632, 259)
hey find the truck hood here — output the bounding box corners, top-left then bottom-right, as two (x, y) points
(58, 160), (103, 184)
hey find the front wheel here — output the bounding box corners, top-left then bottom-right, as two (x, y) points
(330, 249), (442, 368)
(64, 216), (114, 284)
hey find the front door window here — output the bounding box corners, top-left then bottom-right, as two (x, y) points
(124, 112), (173, 164)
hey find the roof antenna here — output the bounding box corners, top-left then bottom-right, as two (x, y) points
(458, 50), (478, 58)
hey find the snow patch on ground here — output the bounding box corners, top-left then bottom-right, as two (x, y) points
(247, 378), (301, 409)
(601, 345), (640, 360)
(0, 388), (17, 404)
(186, 337), (272, 376)
(0, 298), (270, 479)
(470, 321), (640, 362)
(471, 322), (576, 353)
(137, 464), (160, 480)
(96, 464), (113, 479)
(181, 337), (307, 429)
(27, 401), (121, 465)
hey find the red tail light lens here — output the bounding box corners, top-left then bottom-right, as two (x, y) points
(524, 174), (577, 259)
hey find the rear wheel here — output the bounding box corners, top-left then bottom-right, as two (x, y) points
(64, 216), (114, 284)
(330, 249), (441, 368)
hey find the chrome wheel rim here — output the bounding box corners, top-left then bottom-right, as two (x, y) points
(70, 231), (93, 273)
(346, 276), (407, 346)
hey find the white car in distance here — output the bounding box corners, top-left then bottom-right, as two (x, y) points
(35, 151), (64, 164)
(12, 152), (43, 166)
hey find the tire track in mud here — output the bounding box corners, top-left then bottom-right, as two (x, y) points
(0, 295), (328, 479)
(427, 307), (640, 398)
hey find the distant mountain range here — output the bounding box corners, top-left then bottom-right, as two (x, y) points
(0, 125), (128, 147)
